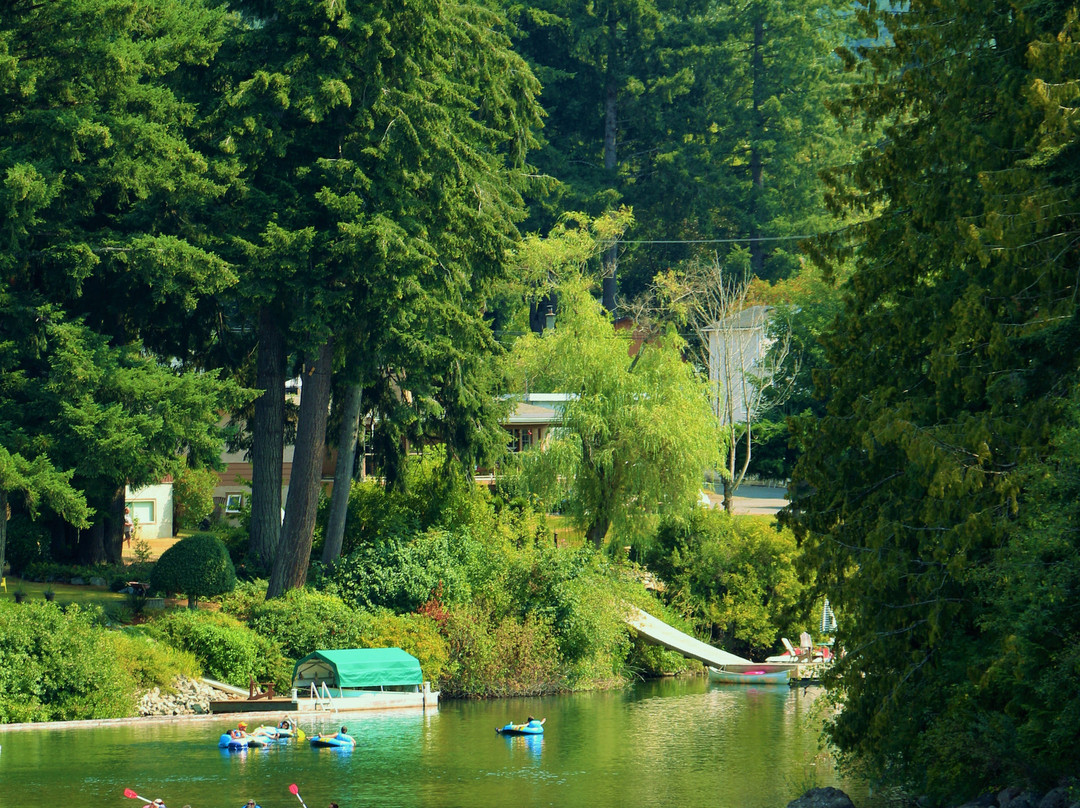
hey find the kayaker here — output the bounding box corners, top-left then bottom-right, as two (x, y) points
(242, 800), (262, 808)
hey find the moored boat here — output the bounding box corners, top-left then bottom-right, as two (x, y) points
(707, 667), (790, 685)
(496, 717), (545, 735)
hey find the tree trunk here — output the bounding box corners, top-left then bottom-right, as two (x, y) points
(0, 489), (7, 579)
(249, 307), (286, 576)
(106, 486), (125, 564)
(749, 8), (766, 279)
(586, 515), (611, 550)
(267, 339), (334, 598)
(323, 381), (362, 565)
(80, 518), (106, 564)
(601, 37), (618, 315)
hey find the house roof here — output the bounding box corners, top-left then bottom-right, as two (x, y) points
(505, 402), (561, 425)
(292, 648), (423, 688)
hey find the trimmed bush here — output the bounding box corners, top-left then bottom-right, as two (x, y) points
(148, 609), (289, 692)
(0, 602), (134, 722)
(151, 532), (236, 608)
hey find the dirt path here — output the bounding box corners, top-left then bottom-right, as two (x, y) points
(122, 536), (182, 563)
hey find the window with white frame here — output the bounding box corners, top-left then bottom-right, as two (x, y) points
(225, 493), (244, 514)
(130, 500), (156, 525)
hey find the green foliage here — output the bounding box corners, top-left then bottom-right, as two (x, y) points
(106, 628), (203, 692)
(362, 610), (449, 686)
(0, 602), (133, 722)
(248, 588), (376, 660)
(5, 513), (49, 575)
(21, 560), (119, 585)
(440, 602), (565, 698)
(646, 510), (809, 659)
(327, 527), (474, 614)
(216, 578), (270, 623)
(151, 533), (236, 607)
(509, 275), (720, 548)
(147, 609), (289, 692)
(171, 466), (220, 530)
(785, 0), (1080, 797)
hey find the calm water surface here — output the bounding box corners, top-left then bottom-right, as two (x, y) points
(0, 679), (864, 808)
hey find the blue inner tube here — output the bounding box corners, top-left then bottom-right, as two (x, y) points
(218, 733), (249, 749)
(496, 720), (544, 736)
(310, 734), (355, 748)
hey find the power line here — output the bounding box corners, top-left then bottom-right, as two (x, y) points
(620, 234), (818, 245)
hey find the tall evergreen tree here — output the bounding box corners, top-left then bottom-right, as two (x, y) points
(784, 0), (1080, 799)
(215, 0), (543, 596)
(0, 0), (239, 563)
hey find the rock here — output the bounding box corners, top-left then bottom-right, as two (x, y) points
(1038, 789), (1071, 808)
(89, 576), (107, 587)
(137, 675), (220, 717)
(70, 577), (85, 586)
(1010, 792), (1039, 808)
(956, 796), (998, 808)
(786, 788), (857, 808)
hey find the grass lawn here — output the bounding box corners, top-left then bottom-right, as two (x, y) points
(546, 514), (584, 547)
(4, 576), (126, 608)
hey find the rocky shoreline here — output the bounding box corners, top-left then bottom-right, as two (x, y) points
(789, 784), (1080, 808)
(138, 675), (223, 717)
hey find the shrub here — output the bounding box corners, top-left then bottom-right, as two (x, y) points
(249, 588), (375, 659)
(441, 603), (565, 698)
(645, 510), (810, 658)
(171, 465), (219, 530)
(147, 609), (289, 692)
(0, 602), (134, 722)
(217, 578), (269, 622)
(22, 560), (117, 585)
(151, 532), (237, 608)
(327, 528), (472, 613)
(365, 610), (449, 684)
(6, 514), (50, 575)
(106, 628), (203, 691)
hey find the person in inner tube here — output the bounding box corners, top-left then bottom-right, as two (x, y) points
(229, 720), (251, 740)
(277, 715), (293, 731)
(334, 725), (356, 745)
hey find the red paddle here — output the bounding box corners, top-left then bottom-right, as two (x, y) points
(288, 783), (309, 808)
(123, 788), (152, 803)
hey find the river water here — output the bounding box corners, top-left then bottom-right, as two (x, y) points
(0, 678), (865, 808)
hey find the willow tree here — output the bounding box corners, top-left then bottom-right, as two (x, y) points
(509, 275), (719, 549)
(784, 0), (1080, 798)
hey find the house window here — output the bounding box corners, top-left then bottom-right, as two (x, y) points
(130, 500), (156, 525)
(225, 493), (244, 514)
(507, 427), (534, 452)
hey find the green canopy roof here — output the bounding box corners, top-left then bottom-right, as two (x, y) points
(291, 648), (423, 688)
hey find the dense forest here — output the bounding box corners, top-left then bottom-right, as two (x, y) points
(2, 0), (1079, 803)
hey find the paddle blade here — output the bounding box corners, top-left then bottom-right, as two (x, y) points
(123, 790), (137, 799)
(289, 784), (299, 796)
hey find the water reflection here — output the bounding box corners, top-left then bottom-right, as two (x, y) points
(0, 679), (860, 808)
